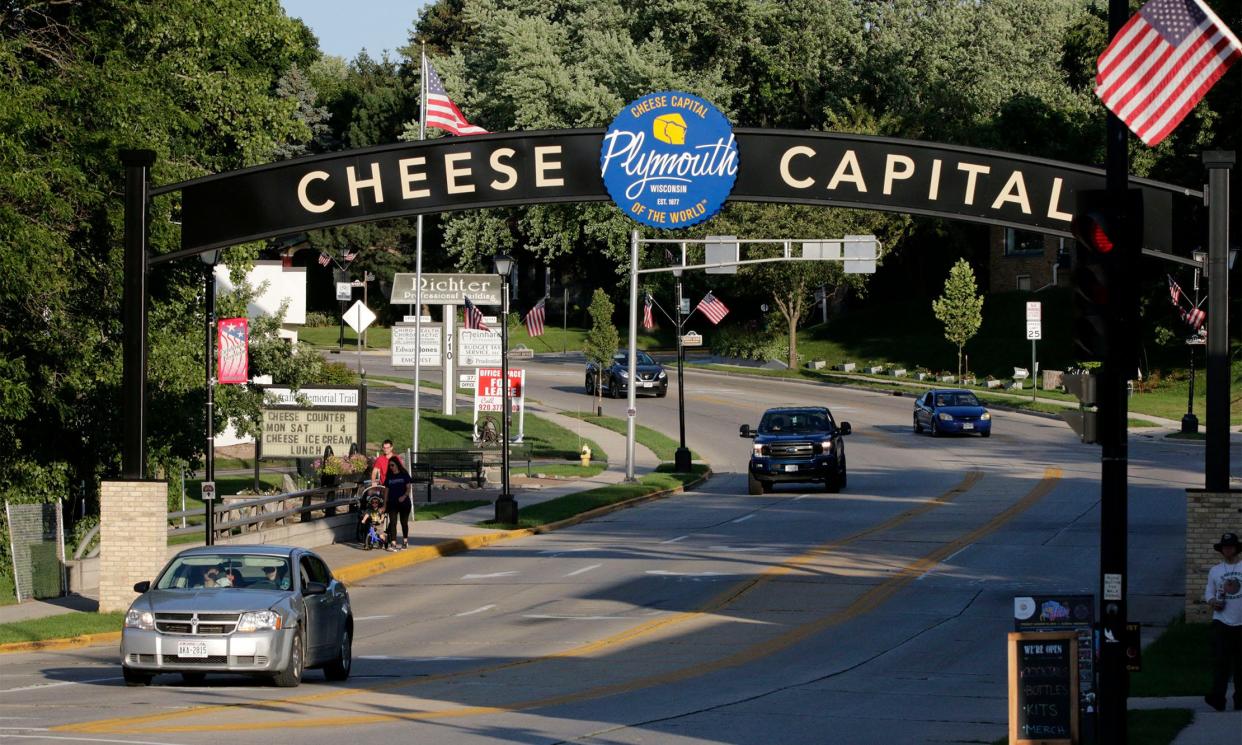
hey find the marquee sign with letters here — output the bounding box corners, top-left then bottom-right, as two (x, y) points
(157, 130), (1196, 261)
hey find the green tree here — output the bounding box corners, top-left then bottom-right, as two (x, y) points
(582, 289), (619, 412)
(932, 259), (985, 379)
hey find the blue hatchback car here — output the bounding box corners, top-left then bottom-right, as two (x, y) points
(913, 389), (992, 437)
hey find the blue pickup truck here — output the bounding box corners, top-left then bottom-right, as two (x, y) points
(740, 406), (851, 494)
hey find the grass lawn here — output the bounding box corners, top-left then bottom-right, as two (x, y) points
(1130, 618), (1212, 697)
(300, 324), (668, 355)
(529, 463), (607, 478)
(0, 612), (126, 645)
(365, 408), (606, 462)
(415, 500), (490, 520)
(479, 464), (707, 529)
(300, 325), (391, 350)
(561, 412), (699, 462)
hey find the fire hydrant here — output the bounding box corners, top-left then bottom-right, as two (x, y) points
(579, 444), (592, 467)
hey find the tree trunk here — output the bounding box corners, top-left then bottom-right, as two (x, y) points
(957, 345), (963, 379)
(788, 322), (798, 370)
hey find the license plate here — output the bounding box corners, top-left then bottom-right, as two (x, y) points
(177, 641), (208, 658)
(784, 464), (798, 472)
(962, 423), (974, 430)
(642, 381), (654, 387)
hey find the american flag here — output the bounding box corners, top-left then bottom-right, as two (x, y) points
(463, 297), (488, 331)
(318, 253), (331, 267)
(217, 318), (249, 384)
(1168, 275), (1183, 305)
(1095, 0), (1241, 147)
(425, 58), (488, 136)
(642, 294), (655, 330)
(524, 297), (546, 337)
(343, 250), (358, 263)
(696, 292), (729, 325)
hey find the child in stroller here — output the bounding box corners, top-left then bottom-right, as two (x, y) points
(358, 492), (388, 550)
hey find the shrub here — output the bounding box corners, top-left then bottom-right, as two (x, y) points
(710, 327), (788, 361)
(304, 311), (334, 327)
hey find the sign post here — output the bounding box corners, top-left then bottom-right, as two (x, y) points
(1026, 302), (1041, 401)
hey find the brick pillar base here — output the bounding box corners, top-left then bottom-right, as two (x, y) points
(99, 479), (168, 613)
(1184, 490), (1242, 622)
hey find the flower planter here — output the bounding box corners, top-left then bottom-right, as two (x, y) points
(891, 368), (907, 377)
(806, 360), (826, 370)
(865, 366), (884, 375)
(939, 375), (956, 383)
(986, 379), (1002, 389)
(837, 362), (856, 372)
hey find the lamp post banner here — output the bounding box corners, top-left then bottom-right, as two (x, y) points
(169, 130), (1195, 257)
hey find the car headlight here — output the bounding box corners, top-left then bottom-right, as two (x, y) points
(658, 371), (667, 379)
(752, 443), (767, 456)
(617, 370), (629, 378)
(820, 440), (833, 452)
(980, 412), (991, 420)
(125, 610), (155, 631)
(236, 610), (283, 633)
(938, 412), (954, 421)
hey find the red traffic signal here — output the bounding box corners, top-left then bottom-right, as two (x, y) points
(1070, 189), (1141, 363)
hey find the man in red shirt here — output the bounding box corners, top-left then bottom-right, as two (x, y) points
(370, 439), (403, 484)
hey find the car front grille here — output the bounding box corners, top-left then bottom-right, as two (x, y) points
(129, 653), (157, 664)
(161, 655), (228, 665)
(768, 441), (814, 458)
(233, 655), (270, 666)
(638, 371), (658, 381)
(154, 612), (240, 635)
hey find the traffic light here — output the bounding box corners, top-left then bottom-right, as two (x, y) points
(1062, 372), (1098, 444)
(1070, 189), (1142, 365)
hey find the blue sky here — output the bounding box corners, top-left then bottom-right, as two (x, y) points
(280, 0), (426, 61)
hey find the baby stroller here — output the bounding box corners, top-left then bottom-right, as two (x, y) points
(356, 489), (389, 550)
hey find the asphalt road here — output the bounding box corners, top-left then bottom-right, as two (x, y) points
(0, 355), (1225, 744)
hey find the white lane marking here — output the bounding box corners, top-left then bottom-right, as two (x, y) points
(454, 605), (496, 617)
(794, 494), (812, 500)
(707, 546), (764, 552)
(564, 564), (601, 577)
(522, 614), (631, 620)
(660, 535), (689, 544)
(916, 545), (973, 581)
(732, 514), (755, 523)
(0, 676), (122, 694)
(355, 615), (392, 621)
(645, 570), (723, 577)
(539, 547), (594, 556)
(0, 733), (184, 745)
(461, 571), (519, 580)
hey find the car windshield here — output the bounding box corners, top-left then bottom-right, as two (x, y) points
(758, 410), (830, 434)
(154, 555), (292, 591)
(935, 392), (981, 407)
(613, 351), (655, 365)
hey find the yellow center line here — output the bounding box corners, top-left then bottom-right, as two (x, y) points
(60, 468), (1029, 735)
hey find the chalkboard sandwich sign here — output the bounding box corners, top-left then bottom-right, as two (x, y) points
(1008, 631), (1079, 745)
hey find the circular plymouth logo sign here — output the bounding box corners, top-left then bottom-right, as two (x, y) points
(600, 91), (738, 230)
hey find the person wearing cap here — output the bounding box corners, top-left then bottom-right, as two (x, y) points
(1203, 531), (1242, 711)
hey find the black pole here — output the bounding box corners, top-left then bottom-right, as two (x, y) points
(120, 149), (155, 479)
(674, 277), (691, 472)
(495, 276), (518, 524)
(1096, 3), (1131, 742)
(1202, 152), (1233, 492)
(1182, 264), (1200, 434)
(204, 257), (216, 545)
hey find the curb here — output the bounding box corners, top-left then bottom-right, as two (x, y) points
(0, 630), (121, 655)
(0, 469), (712, 655)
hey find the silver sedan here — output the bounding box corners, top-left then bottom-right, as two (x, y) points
(120, 545), (352, 687)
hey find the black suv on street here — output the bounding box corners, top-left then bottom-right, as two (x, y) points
(740, 406), (850, 494)
(585, 350), (668, 398)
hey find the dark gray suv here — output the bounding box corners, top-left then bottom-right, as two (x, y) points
(585, 350), (668, 398)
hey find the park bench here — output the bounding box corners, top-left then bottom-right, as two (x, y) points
(416, 449), (485, 488)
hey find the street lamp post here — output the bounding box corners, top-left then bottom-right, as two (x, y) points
(1182, 251), (1206, 434)
(673, 268), (691, 472)
(493, 253), (518, 524)
(201, 249), (220, 546)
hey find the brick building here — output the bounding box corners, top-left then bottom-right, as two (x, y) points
(988, 226), (1073, 294)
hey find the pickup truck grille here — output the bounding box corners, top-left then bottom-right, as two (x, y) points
(768, 441), (814, 458)
(155, 612), (240, 635)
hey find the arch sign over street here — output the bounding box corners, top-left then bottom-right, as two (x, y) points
(155, 106), (1197, 266)
(123, 90), (1202, 476)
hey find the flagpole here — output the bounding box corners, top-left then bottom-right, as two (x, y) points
(411, 44), (427, 467)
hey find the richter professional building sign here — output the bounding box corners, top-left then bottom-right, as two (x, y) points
(600, 91), (738, 229)
(389, 273), (502, 306)
(259, 386), (364, 458)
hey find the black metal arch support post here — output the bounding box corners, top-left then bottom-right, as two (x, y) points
(1202, 152), (1234, 492)
(121, 150), (156, 479)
